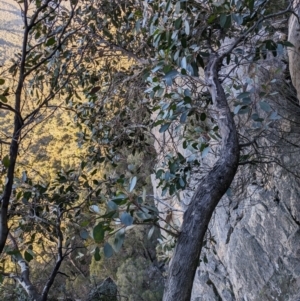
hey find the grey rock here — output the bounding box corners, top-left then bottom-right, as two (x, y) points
(191, 177), (300, 301)
(87, 278), (118, 301)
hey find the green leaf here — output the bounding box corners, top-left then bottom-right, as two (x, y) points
(93, 223), (105, 243)
(238, 106), (250, 114)
(90, 205), (101, 214)
(23, 191), (32, 201)
(159, 123), (171, 133)
(165, 0), (171, 12)
(202, 147), (210, 158)
(265, 40), (277, 52)
(8, 64), (17, 76)
(220, 14), (227, 28)
(237, 92), (251, 99)
(80, 220), (90, 227)
(180, 111), (188, 123)
(181, 36), (187, 48)
(148, 226), (155, 239)
(280, 41), (294, 47)
(223, 15), (232, 29)
(259, 101), (271, 112)
(234, 104), (242, 115)
(0, 95), (8, 103)
(207, 14), (216, 24)
(120, 212), (133, 226)
(94, 246), (101, 261)
(169, 184), (176, 195)
(200, 113), (206, 121)
(163, 70), (178, 86)
(156, 87), (165, 97)
(269, 111), (281, 120)
(129, 176), (137, 192)
(81, 161), (87, 170)
(156, 169), (164, 179)
(175, 1), (181, 14)
(242, 97), (252, 105)
(191, 61), (199, 76)
(113, 228), (125, 252)
(107, 200), (118, 210)
(22, 171), (27, 182)
(248, 0), (254, 12)
(232, 13), (243, 26)
(181, 57), (187, 69)
(89, 86), (101, 95)
(174, 17), (182, 29)
(80, 229), (89, 240)
(251, 113), (263, 122)
(0, 79), (5, 85)
(226, 54), (231, 65)
(16, 191), (22, 200)
(45, 37), (56, 46)
(2, 155), (10, 168)
(184, 20), (190, 35)
(103, 242), (114, 258)
(196, 54), (204, 68)
(100, 210), (117, 218)
(24, 250), (34, 262)
(135, 20), (140, 33)
(111, 194), (127, 205)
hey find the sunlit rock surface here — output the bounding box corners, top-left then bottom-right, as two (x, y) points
(0, 0), (22, 64)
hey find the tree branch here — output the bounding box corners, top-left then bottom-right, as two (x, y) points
(40, 207), (64, 301)
(7, 233), (40, 300)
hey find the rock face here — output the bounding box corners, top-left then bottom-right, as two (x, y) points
(87, 277), (118, 301)
(191, 178), (300, 301)
(0, 0), (23, 63)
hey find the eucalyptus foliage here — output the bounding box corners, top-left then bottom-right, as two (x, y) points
(0, 0), (296, 300)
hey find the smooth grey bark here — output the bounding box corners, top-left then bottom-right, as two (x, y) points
(13, 257), (41, 301)
(5, 214), (65, 301)
(163, 53), (240, 301)
(6, 253), (64, 301)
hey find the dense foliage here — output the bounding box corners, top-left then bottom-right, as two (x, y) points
(0, 0), (297, 300)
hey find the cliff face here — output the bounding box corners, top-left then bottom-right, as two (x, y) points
(191, 176), (300, 301)
(151, 9), (300, 301)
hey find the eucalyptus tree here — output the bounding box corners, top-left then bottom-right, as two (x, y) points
(66, 0), (296, 299)
(0, 0), (297, 300)
(127, 0), (296, 300)
(0, 0), (140, 299)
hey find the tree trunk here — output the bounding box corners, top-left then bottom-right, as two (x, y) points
(163, 54), (240, 301)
